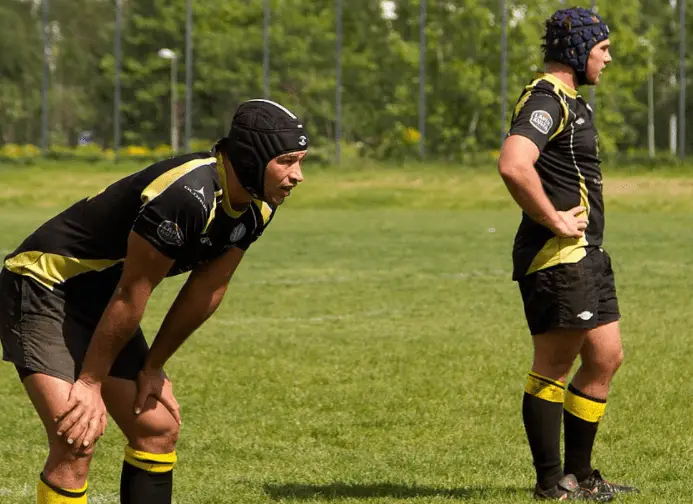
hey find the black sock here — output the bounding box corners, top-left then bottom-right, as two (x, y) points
(120, 446), (176, 504)
(564, 384), (606, 482)
(523, 371), (566, 490)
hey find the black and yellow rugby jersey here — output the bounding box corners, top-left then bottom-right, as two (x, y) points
(3, 151), (276, 300)
(507, 73), (604, 280)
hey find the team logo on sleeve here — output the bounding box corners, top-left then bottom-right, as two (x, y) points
(229, 223), (246, 242)
(529, 110), (553, 135)
(157, 220), (184, 246)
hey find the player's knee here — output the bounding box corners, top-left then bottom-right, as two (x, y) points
(585, 347), (624, 377)
(130, 413), (180, 453)
(533, 353), (576, 380)
(50, 436), (97, 459)
(611, 347), (625, 373)
(46, 439), (95, 482)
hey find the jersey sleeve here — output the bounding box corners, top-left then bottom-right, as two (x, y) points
(508, 91), (564, 151)
(233, 202), (277, 251)
(132, 180), (212, 259)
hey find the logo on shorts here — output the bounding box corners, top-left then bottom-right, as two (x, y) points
(230, 223), (246, 243)
(577, 311), (594, 321)
(529, 110), (553, 135)
(157, 220), (183, 247)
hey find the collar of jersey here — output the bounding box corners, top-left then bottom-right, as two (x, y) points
(534, 72), (578, 99)
(215, 152), (247, 218)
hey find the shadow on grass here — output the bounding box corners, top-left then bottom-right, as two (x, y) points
(263, 482), (528, 500)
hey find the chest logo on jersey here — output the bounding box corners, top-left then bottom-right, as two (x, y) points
(157, 220), (184, 247)
(530, 110), (553, 135)
(230, 223), (246, 243)
(184, 185), (206, 208)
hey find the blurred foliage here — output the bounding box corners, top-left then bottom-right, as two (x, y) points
(0, 0), (690, 162)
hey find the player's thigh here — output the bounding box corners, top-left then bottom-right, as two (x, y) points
(519, 261), (604, 378)
(532, 328), (586, 372)
(23, 373), (96, 492)
(580, 320), (623, 373)
(102, 376), (180, 454)
(23, 373), (75, 443)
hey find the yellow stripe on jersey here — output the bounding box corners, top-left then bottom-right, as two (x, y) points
(5, 251), (122, 290)
(540, 72), (577, 99)
(572, 126), (591, 216)
(253, 199), (274, 226)
(215, 153), (247, 218)
(526, 236), (589, 275)
(540, 73), (573, 139)
(140, 157), (215, 205)
(513, 90), (533, 120)
(550, 97), (570, 140)
(524, 77), (590, 277)
(513, 73), (572, 140)
(202, 192), (218, 234)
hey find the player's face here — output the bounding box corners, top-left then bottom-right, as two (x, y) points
(263, 150), (307, 205)
(586, 39), (612, 85)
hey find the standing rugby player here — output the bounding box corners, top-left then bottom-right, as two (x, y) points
(498, 7), (638, 501)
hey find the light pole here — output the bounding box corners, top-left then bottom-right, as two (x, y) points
(640, 38), (655, 159)
(158, 48), (179, 152)
(263, 0), (270, 98)
(41, 0), (49, 155)
(184, 0), (193, 151)
(114, 0), (122, 160)
(335, 0), (342, 165)
(500, 0), (507, 148)
(419, 0), (426, 159)
(679, 0), (686, 159)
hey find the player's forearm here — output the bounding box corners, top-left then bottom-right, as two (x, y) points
(144, 283), (227, 370)
(79, 289), (147, 384)
(499, 161), (563, 231)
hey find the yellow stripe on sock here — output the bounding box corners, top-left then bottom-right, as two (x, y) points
(564, 389), (606, 423)
(124, 445), (177, 473)
(37, 478), (87, 503)
(525, 372), (566, 403)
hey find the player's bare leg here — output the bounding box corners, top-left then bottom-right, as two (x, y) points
(102, 377), (180, 504)
(24, 373), (94, 503)
(524, 330), (610, 500)
(567, 321), (638, 494)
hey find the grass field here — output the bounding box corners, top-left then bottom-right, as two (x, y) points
(0, 161), (692, 503)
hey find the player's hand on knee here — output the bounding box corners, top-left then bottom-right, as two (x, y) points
(554, 205), (588, 238)
(54, 379), (107, 450)
(134, 367), (182, 425)
(73, 413), (106, 450)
